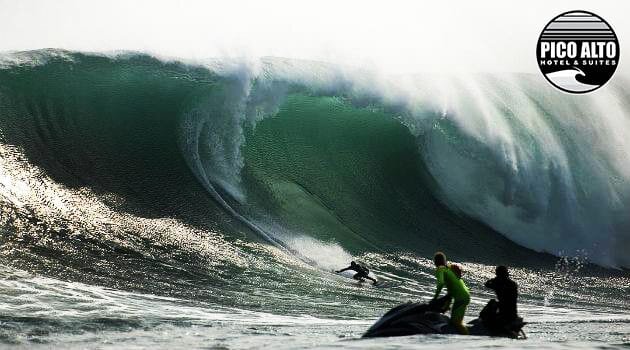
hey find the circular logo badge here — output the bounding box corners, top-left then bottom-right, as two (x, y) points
(537, 10), (619, 94)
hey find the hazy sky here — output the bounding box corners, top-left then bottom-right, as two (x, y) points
(1, 0), (628, 74)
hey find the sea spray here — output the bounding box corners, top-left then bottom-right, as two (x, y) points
(0, 50), (629, 268)
(543, 251), (589, 307)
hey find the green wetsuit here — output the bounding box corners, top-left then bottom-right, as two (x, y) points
(434, 265), (471, 327)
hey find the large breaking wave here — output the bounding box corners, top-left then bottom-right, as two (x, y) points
(1, 49), (629, 272)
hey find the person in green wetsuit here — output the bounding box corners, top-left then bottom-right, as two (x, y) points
(432, 251), (470, 335)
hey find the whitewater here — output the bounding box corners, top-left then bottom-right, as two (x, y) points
(0, 50), (629, 349)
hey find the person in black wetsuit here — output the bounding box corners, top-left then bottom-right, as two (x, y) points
(336, 261), (377, 284)
(483, 265), (518, 326)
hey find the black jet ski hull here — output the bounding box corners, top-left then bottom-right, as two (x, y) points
(363, 296), (525, 339)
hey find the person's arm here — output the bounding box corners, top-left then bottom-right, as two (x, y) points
(485, 278), (496, 290)
(336, 266), (351, 273)
(433, 267), (445, 299)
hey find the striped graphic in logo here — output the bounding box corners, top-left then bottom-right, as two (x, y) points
(540, 11), (616, 41)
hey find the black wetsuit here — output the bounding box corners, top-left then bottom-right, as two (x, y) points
(484, 276), (518, 322)
(338, 264), (376, 283)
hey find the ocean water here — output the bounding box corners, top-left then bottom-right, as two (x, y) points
(0, 50), (628, 349)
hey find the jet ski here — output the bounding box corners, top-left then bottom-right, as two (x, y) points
(363, 295), (526, 339)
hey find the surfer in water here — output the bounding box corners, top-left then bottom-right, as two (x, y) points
(432, 251), (470, 335)
(336, 261), (377, 284)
